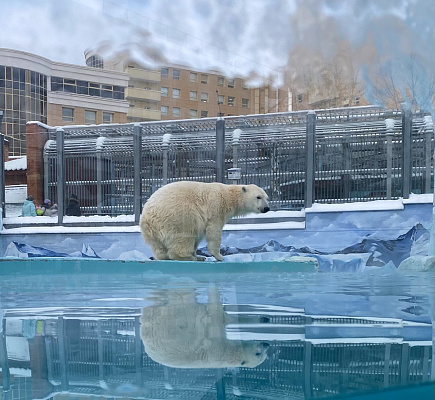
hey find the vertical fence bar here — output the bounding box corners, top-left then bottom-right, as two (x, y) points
(96, 137), (105, 215)
(305, 111), (316, 208)
(57, 317), (69, 390)
(0, 317), (11, 392)
(133, 124), (142, 224)
(342, 139), (351, 200)
(0, 135), (5, 220)
(401, 110), (412, 199)
(0, 111), (4, 219)
(232, 128), (241, 184)
(162, 132), (171, 186)
(56, 128), (65, 225)
(43, 149), (49, 202)
(385, 118), (395, 200)
(425, 127), (432, 193)
(216, 117), (225, 183)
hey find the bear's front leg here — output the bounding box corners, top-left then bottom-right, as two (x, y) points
(205, 225), (224, 261)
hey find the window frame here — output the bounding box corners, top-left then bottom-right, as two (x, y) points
(161, 105), (169, 116)
(62, 107), (74, 123)
(102, 112), (114, 124)
(84, 109), (97, 125)
(172, 88), (180, 99)
(172, 107), (181, 117)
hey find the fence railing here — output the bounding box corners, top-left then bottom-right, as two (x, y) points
(42, 107), (434, 221)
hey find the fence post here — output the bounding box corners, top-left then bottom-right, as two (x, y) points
(56, 128), (65, 225)
(133, 124), (142, 224)
(162, 130), (171, 186)
(231, 129), (241, 184)
(216, 117), (225, 183)
(385, 119), (395, 199)
(96, 137), (105, 215)
(0, 111), (4, 219)
(401, 110), (412, 199)
(43, 148), (49, 202)
(305, 111), (316, 208)
(424, 116), (433, 193)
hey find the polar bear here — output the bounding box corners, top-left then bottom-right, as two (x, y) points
(140, 181), (269, 261)
(140, 287), (269, 368)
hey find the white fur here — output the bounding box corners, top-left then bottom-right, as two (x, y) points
(140, 181), (269, 261)
(140, 287), (269, 368)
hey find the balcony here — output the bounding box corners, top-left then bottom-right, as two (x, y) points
(125, 87), (161, 102)
(127, 67), (161, 82)
(128, 107), (161, 121)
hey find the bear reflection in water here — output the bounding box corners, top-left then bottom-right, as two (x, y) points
(140, 287), (269, 369)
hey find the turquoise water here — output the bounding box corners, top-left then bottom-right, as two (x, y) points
(0, 258), (434, 399)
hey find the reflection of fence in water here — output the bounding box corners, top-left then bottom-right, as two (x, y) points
(40, 316), (432, 399)
(43, 107), (434, 215)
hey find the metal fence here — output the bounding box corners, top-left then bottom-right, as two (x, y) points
(43, 106), (434, 217)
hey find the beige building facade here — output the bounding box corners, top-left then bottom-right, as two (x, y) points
(85, 50), (291, 122)
(0, 48), (129, 156)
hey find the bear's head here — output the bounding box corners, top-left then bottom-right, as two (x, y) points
(241, 185), (270, 214)
(238, 341), (269, 368)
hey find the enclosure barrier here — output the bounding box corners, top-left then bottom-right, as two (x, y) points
(41, 106), (434, 221)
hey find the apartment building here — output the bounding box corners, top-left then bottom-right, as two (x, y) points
(84, 49), (291, 122)
(0, 48), (129, 156)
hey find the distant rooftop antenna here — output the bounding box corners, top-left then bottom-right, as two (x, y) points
(216, 90), (223, 117)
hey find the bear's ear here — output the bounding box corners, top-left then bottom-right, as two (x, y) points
(242, 186), (247, 193)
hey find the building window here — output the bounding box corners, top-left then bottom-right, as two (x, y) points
(190, 72), (197, 82)
(189, 109), (197, 118)
(161, 87), (169, 97)
(86, 55), (103, 69)
(161, 68), (169, 78)
(161, 105), (169, 116)
(243, 81), (249, 90)
(227, 79), (234, 88)
(201, 110), (208, 118)
(218, 95), (224, 105)
(242, 98), (249, 108)
(85, 110), (97, 125)
(103, 112), (114, 124)
(201, 92), (208, 103)
(62, 107), (74, 123)
(51, 77), (124, 99)
(190, 91), (197, 101)
(228, 96), (235, 106)
(297, 94), (303, 103)
(173, 88), (180, 99)
(173, 69), (180, 80)
(172, 107), (180, 117)
(200, 74), (208, 84)
(217, 77), (224, 86)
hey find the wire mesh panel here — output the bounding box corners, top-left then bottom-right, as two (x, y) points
(43, 108), (434, 216)
(167, 133), (218, 184)
(315, 118), (404, 203)
(411, 114), (435, 194)
(236, 130), (306, 209)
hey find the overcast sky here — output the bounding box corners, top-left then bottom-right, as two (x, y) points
(0, 0), (433, 93)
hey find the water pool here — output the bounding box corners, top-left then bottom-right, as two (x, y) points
(0, 258), (433, 399)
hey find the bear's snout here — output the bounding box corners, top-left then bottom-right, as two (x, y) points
(261, 206), (270, 213)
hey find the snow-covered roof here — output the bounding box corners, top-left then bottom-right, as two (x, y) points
(5, 156), (27, 171)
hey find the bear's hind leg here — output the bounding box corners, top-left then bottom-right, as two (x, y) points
(150, 242), (169, 260)
(167, 236), (199, 261)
